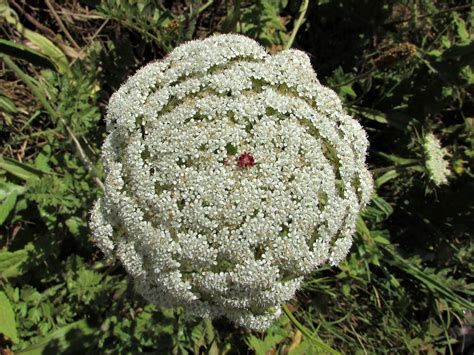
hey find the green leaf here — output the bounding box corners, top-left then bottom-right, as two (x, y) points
(239, 0), (289, 46)
(225, 143), (238, 155)
(0, 291), (18, 343)
(342, 284), (351, 296)
(375, 169), (399, 188)
(245, 316), (289, 355)
(22, 30), (68, 73)
(0, 94), (17, 114)
(65, 216), (82, 236)
(0, 190), (16, 225)
(16, 319), (96, 355)
(0, 181), (26, 200)
(349, 105), (388, 124)
(372, 196), (393, 217)
(452, 13), (469, 44)
(0, 39), (56, 70)
(356, 216), (371, 239)
(0, 244), (33, 278)
(247, 333), (284, 355)
(378, 152), (418, 165)
(1, 10), (68, 73)
(373, 234), (390, 245)
(340, 85), (357, 98)
(34, 152), (52, 173)
(0, 156), (46, 181)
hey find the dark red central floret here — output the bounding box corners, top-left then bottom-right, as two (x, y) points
(237, 151), (255, 168)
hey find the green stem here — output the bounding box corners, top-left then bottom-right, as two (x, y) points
(370, 162), (421, 175)
(284, 0), (309, 50)
(282, 304), (340, 355)
(198, 0), (214, 14)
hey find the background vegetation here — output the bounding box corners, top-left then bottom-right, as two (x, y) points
(0, 0), (473, 353)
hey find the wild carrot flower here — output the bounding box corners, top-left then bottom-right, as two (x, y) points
(423, 132), (450, 186)
(90, 34), (373, 330)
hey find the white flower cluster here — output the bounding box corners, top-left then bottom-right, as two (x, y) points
(423, 133), (450, 186)
(90, 34), (373, 330)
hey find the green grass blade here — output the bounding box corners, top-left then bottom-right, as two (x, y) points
(0, 156), (44, 181)
(282, 304), (341, 355)
(382, 245), (473, 310)
(0, 39), (56, 70)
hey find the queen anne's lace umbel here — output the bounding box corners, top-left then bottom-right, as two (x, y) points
(90, 34), (373, 330)
(423, 133), (450, 186)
